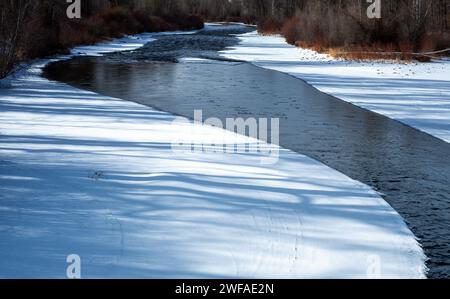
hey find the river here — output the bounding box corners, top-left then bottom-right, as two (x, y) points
(44, 24), (450, 278)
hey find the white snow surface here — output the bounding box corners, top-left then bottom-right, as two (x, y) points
(221, 31), (450, 144)
(0, 31), (425, 278)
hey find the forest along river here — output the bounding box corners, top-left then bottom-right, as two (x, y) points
(44, 24), (450, 278)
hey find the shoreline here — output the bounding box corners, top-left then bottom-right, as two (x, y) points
(221, 31), (450, 145)
(0, 27), (426, 278)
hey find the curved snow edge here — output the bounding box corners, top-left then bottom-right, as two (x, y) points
(0, 28), (426, 278)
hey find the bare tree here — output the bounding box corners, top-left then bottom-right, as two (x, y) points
(0, 0), (33, 78)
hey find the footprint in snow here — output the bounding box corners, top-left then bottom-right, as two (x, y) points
(89, 171), (105, 181)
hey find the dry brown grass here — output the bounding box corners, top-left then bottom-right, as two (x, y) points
(314, 43), (432, 62)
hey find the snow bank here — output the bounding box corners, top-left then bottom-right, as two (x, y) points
(221, 31), (450, 144)
(71, 33), (156, 57)
(0, 32), (425, 278)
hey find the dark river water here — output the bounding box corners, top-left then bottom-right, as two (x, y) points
(44, 24), (450, 278)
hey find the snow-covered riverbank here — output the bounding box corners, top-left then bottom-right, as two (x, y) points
(221, 31), (450, 144)
(0, 30), (425, 278)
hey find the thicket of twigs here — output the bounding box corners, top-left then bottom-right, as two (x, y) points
(258, 0), (450, 61)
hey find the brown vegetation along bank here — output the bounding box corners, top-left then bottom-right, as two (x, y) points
(0, 0), (204, 79)
(2, 0), (449, 79)
(259, 0), (449, 61)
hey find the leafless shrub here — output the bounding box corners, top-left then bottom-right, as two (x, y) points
(0, 0), (33, 78)
(271, 0), (449, 61)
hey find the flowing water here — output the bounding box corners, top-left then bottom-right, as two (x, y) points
(44, 24), (450, 278)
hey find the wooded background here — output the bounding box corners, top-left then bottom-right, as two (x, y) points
(1, 0), (449, 78)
